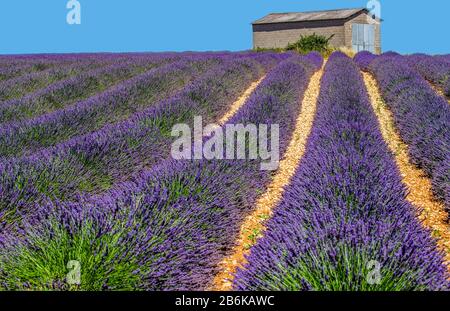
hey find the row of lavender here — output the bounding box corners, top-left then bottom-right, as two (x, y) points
(0, 53), (322, 290)
(0, 51), (274, 78)
(0, 53), (181, 101)
(0, 58), (109, 102)
(0, 53), (178, 82)
(405, 54), (450, 98)
(0, 62), (54, 82)
(355, 52), (449, 213)
(0, 54), (96, 82)
(234, 53), (449, 290)
(0, 54), (282, 226)
(0, 53), (285, 158)
(0, 57), (168, 124)
(0, 57), (223, 157)
(0, 52), (258, 107)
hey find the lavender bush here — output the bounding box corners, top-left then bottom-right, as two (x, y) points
(353, 51), (378, 70)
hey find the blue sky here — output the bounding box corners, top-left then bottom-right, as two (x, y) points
(0, 0), (448, 55)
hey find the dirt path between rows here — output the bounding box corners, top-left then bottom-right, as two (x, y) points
(426, 80), (450, 105)
(363, 72), (450, 276)
(210, 66), (325, 291)
(217, 75), (266, 125)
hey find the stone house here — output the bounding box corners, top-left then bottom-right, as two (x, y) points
(252, 8), (382, 54)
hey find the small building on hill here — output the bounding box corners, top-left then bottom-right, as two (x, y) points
(252, 8), (382, 54)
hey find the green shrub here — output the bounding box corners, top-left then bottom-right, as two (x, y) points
(286, 33), (334, 56)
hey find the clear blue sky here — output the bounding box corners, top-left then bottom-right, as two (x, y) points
(0, 0), (448, 55)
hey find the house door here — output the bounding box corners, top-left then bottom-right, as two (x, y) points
(352, 24), (375, 53)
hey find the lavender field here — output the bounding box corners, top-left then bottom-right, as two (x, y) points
(0, 51), (448, 291)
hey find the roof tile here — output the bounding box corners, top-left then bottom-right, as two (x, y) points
(253, 8), (367, 25)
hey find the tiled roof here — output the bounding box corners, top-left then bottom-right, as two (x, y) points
(253, 8), (368, 25)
